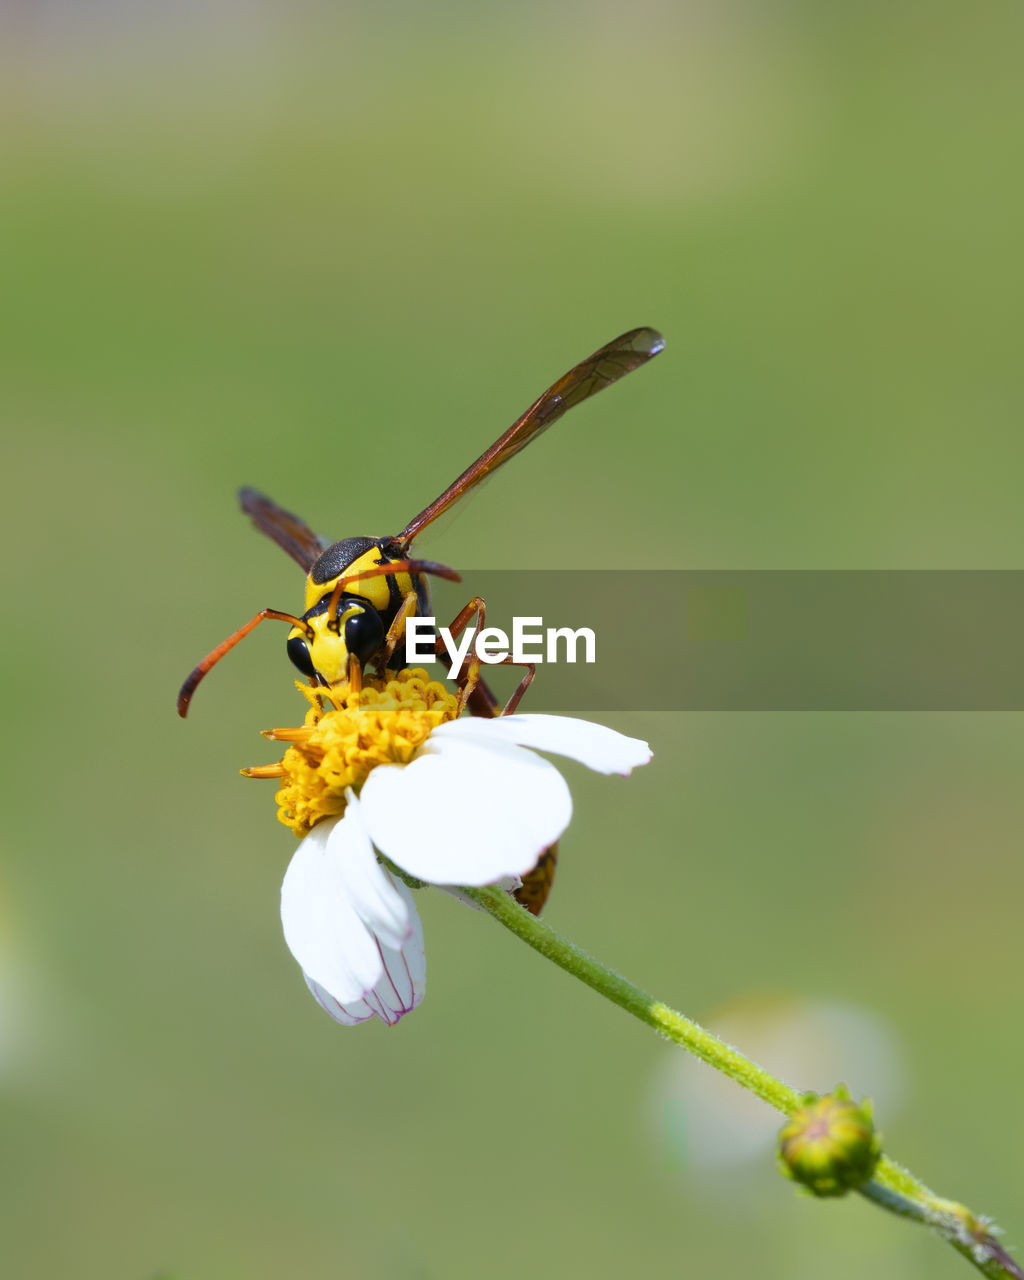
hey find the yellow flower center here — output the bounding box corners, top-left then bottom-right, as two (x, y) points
(244, 668), (461, 838)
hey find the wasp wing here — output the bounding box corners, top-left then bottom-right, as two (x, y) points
(394, 326), (665, 549)
(238, 487), (332, 572)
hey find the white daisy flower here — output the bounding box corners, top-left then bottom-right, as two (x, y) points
(252, 671), (651, 1027)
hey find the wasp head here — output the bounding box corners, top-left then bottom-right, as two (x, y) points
(287, 595), (385, 686)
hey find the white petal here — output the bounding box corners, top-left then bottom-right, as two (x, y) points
(305, 977), (375, 1025)
(329, 793), (410, 950)
(281, 811), (394, 1003)
(359, 735), (572, 885)
(433, 714), (652, 775)
(302, 875), (426, 1027)
(372, 871), (427, 1021)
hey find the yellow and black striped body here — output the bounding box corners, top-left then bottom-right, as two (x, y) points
(287, 537), (432, 687)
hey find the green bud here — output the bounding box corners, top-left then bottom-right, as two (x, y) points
(777, 1085), (881, 1197)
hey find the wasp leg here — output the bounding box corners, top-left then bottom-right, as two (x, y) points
(437, 597), (537, 714)
(489, 655), (536, 716)
(470, 654), (544, 908)
(463, 654), (537, 716)
(435, 598), (552, 915)
(466, 677), (503, 718)
(378, 590), (421, 670)
(435, 596), (487, 714)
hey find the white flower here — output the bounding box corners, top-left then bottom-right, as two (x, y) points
(280, 714), (651, 1026)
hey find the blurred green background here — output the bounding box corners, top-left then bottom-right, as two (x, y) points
(2, 3), (1023, 1277)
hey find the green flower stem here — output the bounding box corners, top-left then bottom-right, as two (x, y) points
(462, 884), (1020, 1280)
(464, 883), (802, 1112)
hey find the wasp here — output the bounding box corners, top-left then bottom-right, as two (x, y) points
(178, 326), (664, 910)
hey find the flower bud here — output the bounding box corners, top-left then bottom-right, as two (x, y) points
(777, 1085), (881, 1197)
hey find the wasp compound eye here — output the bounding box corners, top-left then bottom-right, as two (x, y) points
(286, 633), (317, 679)
(344, 608), (385, 666)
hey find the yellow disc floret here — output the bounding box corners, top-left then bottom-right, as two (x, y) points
(244, 669), (461, 838)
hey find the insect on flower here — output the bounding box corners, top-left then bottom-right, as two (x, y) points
(178, 330), (662, 1022)
(178, 329), (663, 902)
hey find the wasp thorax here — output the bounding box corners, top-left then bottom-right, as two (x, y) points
(288, 596), (385, 685)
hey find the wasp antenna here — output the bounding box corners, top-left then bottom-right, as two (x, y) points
(325, 559), (461, 625)
(403, 559), (462, 583)
(177, 607), (309, 717)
